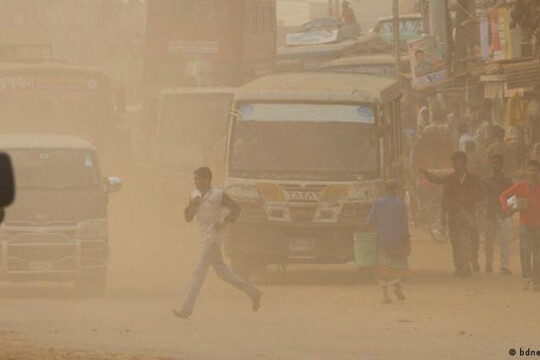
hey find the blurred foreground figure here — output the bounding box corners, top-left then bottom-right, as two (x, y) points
(500, 160), (540, 291)
(339, 1), (358, 25)
(422, 152), (485, 277)
(367, 180), (410, 304)
(483, 155), (513, 275)
(173, 167), (262, 319)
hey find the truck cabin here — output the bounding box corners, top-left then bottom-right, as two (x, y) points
(370, 14), (424, 42)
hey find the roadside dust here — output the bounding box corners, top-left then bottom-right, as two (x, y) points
(0, 168), (539, 359)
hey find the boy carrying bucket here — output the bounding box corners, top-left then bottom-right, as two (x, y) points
(367, 179), (411, 304)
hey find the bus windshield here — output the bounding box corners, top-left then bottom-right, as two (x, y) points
(230, 103), (379, 179)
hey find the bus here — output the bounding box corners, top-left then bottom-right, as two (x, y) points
(223, 72), (403, 279)
(0, 61), (126, 173)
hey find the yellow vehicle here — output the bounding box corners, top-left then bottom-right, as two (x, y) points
(224, 72), (403, 278)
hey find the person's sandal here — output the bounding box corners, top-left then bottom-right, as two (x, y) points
(252, 292), (263, 312)
(171, 308), (190, 319)
(394, 286), (406, 301)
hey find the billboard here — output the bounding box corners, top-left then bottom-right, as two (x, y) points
(407, 36), (447, 89)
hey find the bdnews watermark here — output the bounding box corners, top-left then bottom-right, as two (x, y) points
(509, 348), (540, 357)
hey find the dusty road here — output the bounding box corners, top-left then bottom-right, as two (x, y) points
(0, 173), (539, 360)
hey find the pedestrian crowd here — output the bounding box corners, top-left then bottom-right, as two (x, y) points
(412, 97), (540, 294)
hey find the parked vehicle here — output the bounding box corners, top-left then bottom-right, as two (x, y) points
(367, 14), (423, 43)
(143, 0), (276, 137)
(0, 135), (122, 295)
(0, 57), (128, 174)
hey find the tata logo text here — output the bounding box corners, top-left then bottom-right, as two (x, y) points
(285, 191), (320, 202)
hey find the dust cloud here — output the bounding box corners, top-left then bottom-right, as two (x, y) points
(0, 1), (539, 360)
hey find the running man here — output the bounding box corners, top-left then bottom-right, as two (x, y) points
(173, 167), (262, 319)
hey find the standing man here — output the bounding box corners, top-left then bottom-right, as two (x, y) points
(422, 152), (485, 277)
(173, 167), (262, 319)
(339, 1), (360, 38)
(500, 160), (540, 291)
(484, 155), (513, 275)
(339, 1), (358, 25)
(367, 179), (410, 304)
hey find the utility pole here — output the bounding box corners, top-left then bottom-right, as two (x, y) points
(393, 0), (401, 75)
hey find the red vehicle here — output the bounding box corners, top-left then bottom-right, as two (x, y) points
(143, 0), (276, 141)
(144, 0), (276, 91)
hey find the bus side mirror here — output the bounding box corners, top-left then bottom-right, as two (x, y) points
(0, 153), (15, 223)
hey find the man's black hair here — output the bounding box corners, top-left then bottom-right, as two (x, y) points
(451, 151), (468, 164)
(528, 160), (540, 169)
(194, 167), (212, 182)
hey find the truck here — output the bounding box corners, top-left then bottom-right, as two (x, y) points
(223, 72), (404, 279)
(143, 0), (276, 171)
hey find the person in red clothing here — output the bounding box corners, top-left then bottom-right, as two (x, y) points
(500, 160), (540, 291)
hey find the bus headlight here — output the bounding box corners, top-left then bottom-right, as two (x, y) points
(76, 219), (108, 239)
(313, 205), (341, 223)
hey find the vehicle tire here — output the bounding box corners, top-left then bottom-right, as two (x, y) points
(75, 269), (107, 297)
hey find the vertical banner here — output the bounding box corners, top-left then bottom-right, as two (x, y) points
(407, 36), (448, 89)
(480, 16), (490, 60)
(490, 8), (513, 60)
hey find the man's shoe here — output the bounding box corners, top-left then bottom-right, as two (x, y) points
(394, 286), (406, 301)
(252, 292), (262, 312)
(485, 264), (493, 273)
(457, 268), (472, 278)
(501, 268), (512, 276)
(171, 308), (190, 320)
